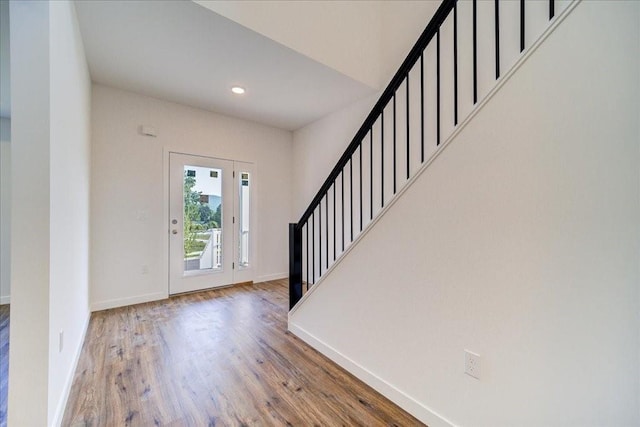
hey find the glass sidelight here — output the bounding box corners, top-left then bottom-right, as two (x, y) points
(238, 172), (250, 268)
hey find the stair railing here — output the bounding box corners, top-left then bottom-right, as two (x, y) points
(290, 0), (559, 309)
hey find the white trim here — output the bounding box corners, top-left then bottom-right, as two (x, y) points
(255, 272), (287, 283)
(51, 311), (90, 427)
(91, 291), (168, 312)
(163, 147), (170, 300)
(288, 324), (456, 427)
(0, 295), (9, 305)
(289, 0), (581, 317)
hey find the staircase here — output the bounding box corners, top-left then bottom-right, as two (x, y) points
(289, 0), (573, 309)
(285, 0), (640, 424)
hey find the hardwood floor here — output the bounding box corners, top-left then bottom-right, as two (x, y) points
(0, 304), (9, 427)
(62, 280), (423, 426)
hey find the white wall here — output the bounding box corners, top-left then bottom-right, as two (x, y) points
(0, 117), (10, 305)
(8, 2), (51, 425)
(379, 1), (441, 83)
(290, 1), (640, 426)
(90, 84), (292, 310)
(8, 1), (91, 425)
(292, 93), (378, 218)
(48, 1), (92, 425)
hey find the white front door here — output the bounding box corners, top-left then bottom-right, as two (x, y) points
(169, 153), (255, 295)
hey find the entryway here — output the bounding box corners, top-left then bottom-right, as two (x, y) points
(169, 152), (256, 295)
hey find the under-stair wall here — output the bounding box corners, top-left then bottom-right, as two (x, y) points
(289, 1), (639, 425)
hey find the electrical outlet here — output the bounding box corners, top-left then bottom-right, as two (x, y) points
(464, 350), (480, 379)
(59, 330), (64, 353)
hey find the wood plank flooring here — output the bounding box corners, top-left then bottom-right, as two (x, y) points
(62, 280), (424, 426)
(0, 304), (9, 427)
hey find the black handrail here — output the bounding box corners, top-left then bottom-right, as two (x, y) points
(296, 0), (457, 228)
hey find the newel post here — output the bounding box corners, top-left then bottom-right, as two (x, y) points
(288, 223), (303, 310)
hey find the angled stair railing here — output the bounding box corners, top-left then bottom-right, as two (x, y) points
(289, 0), (562, 310)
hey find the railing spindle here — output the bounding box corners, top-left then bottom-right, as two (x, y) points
(341, 170), (345, 251)
(495, 0), (500, 79)
(370, 129), (373, 220)
(319, 199), (322, 274)
(550, 0), (555, 19)
(437, 28), (441, 146)
(473, 0), (478, 104)
(381, 111), (385, 207)
(311, 211), (315, 284)
(520, 0), (525, 52)
(333, 182), (336, 261)
(350, 157), (353, 242)
(393, 94), (397, 193)
(306, 222), (309, 290)
(359, 143), (363, 232)
(406, 76), (410, 179)
(454, 0), (458, 126)
(421, 53), (425, 163)
(325, 193), (329, 269)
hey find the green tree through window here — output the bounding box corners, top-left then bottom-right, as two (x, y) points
(183, 172), (221, 257)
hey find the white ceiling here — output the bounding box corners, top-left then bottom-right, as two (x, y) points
(74, 0), (376, 131)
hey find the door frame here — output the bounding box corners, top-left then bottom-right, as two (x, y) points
(163, 149), (258, 296)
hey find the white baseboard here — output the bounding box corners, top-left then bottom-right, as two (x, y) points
(91, 291), (168, 312)
(288, 322), (456, 427)
(51, 310), (90, 427)
(255, 272), (287, 283)
(0, 295), (9, 305)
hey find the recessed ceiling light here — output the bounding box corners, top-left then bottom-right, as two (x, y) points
(231, 86), (245, 95)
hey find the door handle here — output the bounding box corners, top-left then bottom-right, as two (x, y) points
(172, 229), (178, 235)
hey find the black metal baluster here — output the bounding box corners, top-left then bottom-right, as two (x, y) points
(437, 28), (441, 146)
(350, 157), (353, 242)
(341, 170), (345, 251)
(306, 222), (309, 290)
(495, 0), (500, 79)
(520, 0), (525, 52)
(359, 143), (363, 232)
(421, 53), (424, 163)
(406, 75), (410, 180)
(473, 0), (478, 104)
(333, 182), (336, 261)
(381, 111), (384, 208)
(325, 192), (328, 270)
(370, 129), (373, 220)
(393, 94), (397, 193)
(550, 0), (555, 19)
(311, 211), (315, 284)
(318, 199), (322, 276)
(454, 0), (458, 126)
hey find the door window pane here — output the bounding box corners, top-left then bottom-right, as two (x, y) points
(183, 166), (222, 272)
(238, 172), (250, 267)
